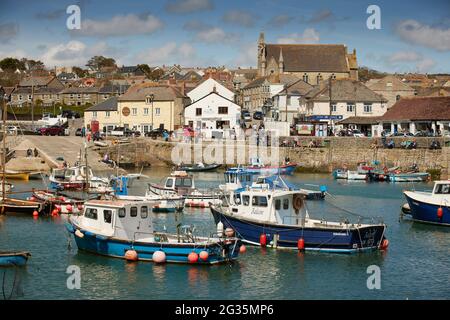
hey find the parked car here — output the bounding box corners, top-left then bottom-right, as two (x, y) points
(145, 128), (169, 139)
(351, 129), (365, 138)
(110, 127), (134, 137)
(39, 125), (65, 136)
(414, 130), (435, 137)
(6, 125), (18, 135)
(62, 110), (81, 119)
(242, 111), (251, 122)
(75, 128), (83, 136)
(386, 132), (414, 137)
(253, 111), (263, 120)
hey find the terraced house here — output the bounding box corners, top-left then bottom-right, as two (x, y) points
(116, 84), (189, 133)
(10, 75), (65, 107)
(60, 87), (100, 106)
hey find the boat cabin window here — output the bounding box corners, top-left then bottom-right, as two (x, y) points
(233, 193), (241, 204)
(175, 177), (192, 188)
(275, 199), (281, 210)
(65, 169), (75, 178)
(141, 206), (148, 218)
(85, 208), (98, 220)
(130, 206), (138, 217)
(104, 210), (112, 223)
(165, 178), (174, 188)
(118, 208), (126, 218)
(243, 195), (250, 206)
(283, 198), (289, 210)
(435, 184), (450, 194)
(252, 196), (268, 207)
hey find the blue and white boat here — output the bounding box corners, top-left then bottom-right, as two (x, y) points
(389, 172), (430, 182)
(230, 158), (297, 176)
(211, 177), (387, 253)
(66, 199), (241, 264)
(49, 165), (110, 191)
(0, 251), (31, 266)
(403, 180), (450, 226)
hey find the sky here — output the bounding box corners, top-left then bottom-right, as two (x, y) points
(0, 0), (449, 73)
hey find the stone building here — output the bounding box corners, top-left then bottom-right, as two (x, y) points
(366, 75), (416, 109)
(256, 32), (358, 82)
(10, 75), (65, 107)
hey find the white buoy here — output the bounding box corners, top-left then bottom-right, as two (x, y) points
(217, 221), (224, 237)
(75, 229), (84, 238)
(152, 250), (166, 263)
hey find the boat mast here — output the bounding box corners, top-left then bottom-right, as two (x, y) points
(2, 95), (6, 200)
(84, 142), (89, 192)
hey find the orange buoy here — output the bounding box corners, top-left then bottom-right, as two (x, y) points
(30, 196), (36, 202)
(77, 204), (83, 211)
(239, 244), (246, 254)
(224, 228), (234, 237)
(52, 209), (59, 216)
(32, 210), (39, 217)
(259, 234), (267, 247)
(199, 251), (209, 261)
(297, 238), (305, 251)
(188, 252), (199, 263)
(125, 249), (138, 261)
(152, 250), (166, 263)
(437, 207), (443, 219)
(380, 239), (389, 250)
(66, 204), (73, 212)
(55, 205), (61, 212)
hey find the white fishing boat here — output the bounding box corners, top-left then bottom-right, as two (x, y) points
(49, 165), (110, 191)
(149, 171), (222, 208)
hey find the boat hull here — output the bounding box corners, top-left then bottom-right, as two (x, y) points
(178, 164), (221, 172)
(0, 252), (30, 266)
(67, 224), (240, 264)
(404, 192), (450, 226)
(389, 173), (429, 182)
(210, 207), (385, 253)
(243, 163), (297, 175)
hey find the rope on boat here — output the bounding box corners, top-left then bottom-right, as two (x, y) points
(324, 192), (383, 223)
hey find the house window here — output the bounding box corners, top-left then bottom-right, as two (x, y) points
(396, 95), (401, 101)
(18, 95), (23, 101)
(303, 73), (309, 83)
(347, 103), (355, 112)
(105, 111), (110, 117)
(196, 108), (202, 116)
(28, 94), (32, 100)
(77, 94), (81, 99)
(331, 73), (336, 79)
(364, 103), (372, 113)
(144, 108), (149, 115)
(155, 108), (160, 115)
(331, 103), (337, 112)
(132, 108), (137, 116)
(317, 73), (322, 84)
(70, 94), (74, 99)
(93, 111), (97, 117)
(104, 95), (109, 99)
(218, 107), (228, 115)
(84, 94), (90, 99)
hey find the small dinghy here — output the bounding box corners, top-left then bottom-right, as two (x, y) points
(0, 251), (31, 266)
(177, 162), (221, 172)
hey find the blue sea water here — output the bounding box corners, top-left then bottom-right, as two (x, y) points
(0, 170), (448, 300)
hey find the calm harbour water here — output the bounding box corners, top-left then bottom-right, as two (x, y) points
(0, 169), (449, 300)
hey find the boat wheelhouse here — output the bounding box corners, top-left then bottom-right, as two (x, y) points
(67, 199), (240, 264)
(211, 178), (387, 253)
(403, 180), (450, 226)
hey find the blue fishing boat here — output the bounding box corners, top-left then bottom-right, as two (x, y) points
(403, 181), (450, 226)
(389, 172), (430, 182)
(230, 158), (297, 176)
(0, 251), (31, 266)
(66, 199), (241, 264)
(211, 177), (387, 253)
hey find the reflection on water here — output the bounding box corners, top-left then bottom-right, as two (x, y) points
(0, 171), (449, 299)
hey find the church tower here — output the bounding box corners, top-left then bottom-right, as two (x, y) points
(257, 32), (266, 76)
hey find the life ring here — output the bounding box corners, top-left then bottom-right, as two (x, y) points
(293, 194), (304, 211)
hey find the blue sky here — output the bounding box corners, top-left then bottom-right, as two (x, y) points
(1, 0), (449, 73)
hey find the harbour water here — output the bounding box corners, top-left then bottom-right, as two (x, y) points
(0, 169), (449, 300)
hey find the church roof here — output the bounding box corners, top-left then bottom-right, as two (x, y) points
(265, 44), (351, 73)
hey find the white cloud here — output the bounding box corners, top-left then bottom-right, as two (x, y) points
(267, 15), (293, 28)
(223, 11), (256, 28)
(384, 51), (436, 73)
(136, 42), (200, 66)
(395, 19), (450, 51)
(40, 40), (124, 67)
(277, 29), (320, 44)
(73, 14), (163, 37)
(196, 27), (237, 43)
(165, 0), (213, 14)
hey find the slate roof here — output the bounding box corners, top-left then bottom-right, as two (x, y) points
(305, 79), (387, 102)
(337, 116), (383, 125)
(60, 87), (99, 94)
(119, 84), (185, 101)
(380, 96), (450, 121)
(274, 79), (314, 96)
(366, 75), (415, 92)
(13, 87), (62, 94)
(265, 44), (350, 73)
(85, 97), (118, 112)
(19, 76), (54, 87)
(98, 84), (130, 94)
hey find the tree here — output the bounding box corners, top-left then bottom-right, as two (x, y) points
(137, 64), (151, 76)
(72, 66), (87, 78)
(0, 57), (26, 72)
(86, 56), (117, 72)
(21, 58), (45, 71)
(149, 68), (164, 80)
